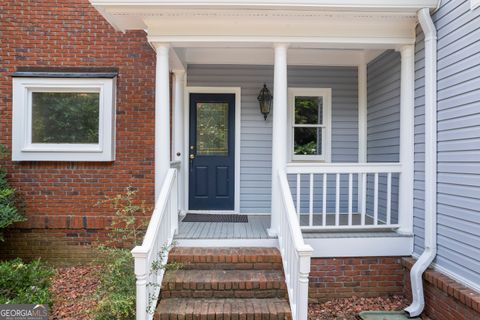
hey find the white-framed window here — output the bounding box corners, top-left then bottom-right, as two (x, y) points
(472, 0), (480, 10)
(12, 77), (116, 161)
(288, 88), (332, 162)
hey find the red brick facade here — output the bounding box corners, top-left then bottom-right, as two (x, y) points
(308, 257), (405, 303)
(0, 0), (157, 261)
(403, 258), (480, 320)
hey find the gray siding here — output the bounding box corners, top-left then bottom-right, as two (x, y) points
(367, 50), (401, 162)
(414, 0), (480, 288)
(187, 64), (358, 213)
(366, 50), (401, 223)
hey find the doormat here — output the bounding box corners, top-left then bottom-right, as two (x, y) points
(182, 214), (248, 223)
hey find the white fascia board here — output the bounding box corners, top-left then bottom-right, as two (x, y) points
(305, 235), (414, 257)
(90, 0), (438, 12)
(184, 48), (377, 66)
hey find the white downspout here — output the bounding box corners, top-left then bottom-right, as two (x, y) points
(404, 8), (437, 318)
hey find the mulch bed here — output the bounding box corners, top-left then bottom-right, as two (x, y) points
(308, 295), (409, 320)
(50, 266), (101, 320)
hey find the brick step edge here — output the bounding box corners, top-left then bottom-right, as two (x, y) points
(161, 270), (286, 290)
(161, 289), (288, 299)
(155, 298), (292, 320)
(169, 247), (282, 265)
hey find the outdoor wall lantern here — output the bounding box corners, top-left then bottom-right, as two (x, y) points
(257, 84), (273, 120)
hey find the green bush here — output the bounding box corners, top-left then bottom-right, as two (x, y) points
(94, 247), (136, 320)
(0, 145), (26, 241)
(0, 259), (53, 305)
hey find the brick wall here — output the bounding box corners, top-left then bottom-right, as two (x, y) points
(0, 0), (156, 262)
(309, 257), (405, 303)
(403, 258), (480, 320)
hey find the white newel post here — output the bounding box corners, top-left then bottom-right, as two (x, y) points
(173, 70), (185, 214)
(155, 44), (171, 201)
(132, 250), (148, 320)
(269, 44), (289, 236)
(297, 249), (312, 320)
(398, 45), (415, 235)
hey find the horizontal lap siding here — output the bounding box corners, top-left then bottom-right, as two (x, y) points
(366, 50), (401, 223)
(187, 65), (358, 214)
(415, 0), (480, 288)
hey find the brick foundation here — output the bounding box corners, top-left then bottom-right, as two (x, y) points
(402, 258), (480, 320)
(309, 257), (405, 303)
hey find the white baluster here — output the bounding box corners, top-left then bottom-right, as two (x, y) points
(374, 173), (379, 225)
(335, 173), (340, 226)
(361, 173), (367, 226)
(387, 173), (392, 225)
(322, 174), (327, 226)
(348, 173), (353, 226)
(296, 174), (301, 217)
(309, 173), (314, 227)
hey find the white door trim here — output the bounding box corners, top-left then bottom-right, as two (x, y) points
(184, 86), (242, 213)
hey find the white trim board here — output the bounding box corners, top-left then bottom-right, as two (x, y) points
(184, 87), (241, 213)
(305, 235), (413, 257)
(176, 238), (278, 247)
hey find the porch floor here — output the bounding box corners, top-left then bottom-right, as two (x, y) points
(176, 215), (272, 239)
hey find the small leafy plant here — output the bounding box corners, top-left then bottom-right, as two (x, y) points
(0, 145), (26, 241)
(93, 186), (181, 320)
(0, 258), (53, 305)
(95, 186), (149, 248)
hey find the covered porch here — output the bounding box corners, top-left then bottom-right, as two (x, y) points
(89, 1), (439, 319)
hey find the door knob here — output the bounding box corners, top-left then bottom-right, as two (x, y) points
(189, 154), (195, 160)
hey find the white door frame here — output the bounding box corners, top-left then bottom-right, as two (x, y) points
(184, 86), (241, 213)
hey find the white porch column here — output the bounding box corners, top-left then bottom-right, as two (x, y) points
(398, 45), (415, 234)
(173, 70), (185, 212)
(269, 43), (289, 236)
(357, 61), (368, 214)
(155, 43), (171, 201)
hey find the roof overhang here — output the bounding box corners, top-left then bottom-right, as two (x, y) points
(90, 0), (438, 49)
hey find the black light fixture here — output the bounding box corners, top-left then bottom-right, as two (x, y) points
(257, 83), (273, 120)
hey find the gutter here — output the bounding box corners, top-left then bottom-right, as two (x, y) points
(404, 7), (438, 318)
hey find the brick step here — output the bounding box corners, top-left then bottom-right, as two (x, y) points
(160, 269), (287, 299)
(155, 298), (292, 320)
(169, 247), (283, 270)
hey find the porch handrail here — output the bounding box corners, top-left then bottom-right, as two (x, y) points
(131, 168), (178, 320)
(285, 163), (402, 230)
(277, 169), (313, 320)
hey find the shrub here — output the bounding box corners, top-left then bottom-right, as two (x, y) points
(0, 259), (53, 305)
(0, 145), (26, 241)
(93, 187), (181, 320)
(94, 247), (136, 320)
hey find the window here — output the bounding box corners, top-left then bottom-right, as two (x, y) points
(288, 88), (331, 162)
(472, 0), (480, 10)
(12, 77), (116, 161)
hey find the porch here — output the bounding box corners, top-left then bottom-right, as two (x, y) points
(88, 1), (435, 319)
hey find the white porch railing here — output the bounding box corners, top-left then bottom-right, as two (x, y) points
(286, 163), (402, 230)
(131, 168), (178, 320)
(277, 169), (313, 320)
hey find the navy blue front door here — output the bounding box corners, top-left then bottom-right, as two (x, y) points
(189, 93), (235, 210)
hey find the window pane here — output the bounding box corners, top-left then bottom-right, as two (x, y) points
(196, 102), (229, 156)
(295, 96), (323, 125)
(32, 92), (99, 144)
(294, 127), (323, 156)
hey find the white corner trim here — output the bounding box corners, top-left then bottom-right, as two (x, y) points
(184, 86), (241, 213)
(472, 0), (480, 10)
(12, 77), (116, 162)
(287, 88), (332, 163)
